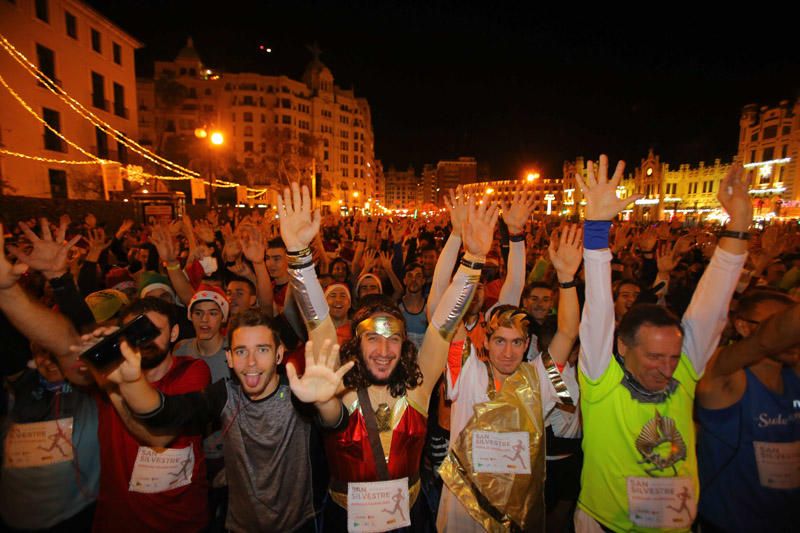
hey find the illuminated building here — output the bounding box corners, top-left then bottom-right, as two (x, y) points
(383, 165), (421, 209)
(433, 156), (477, 204)
(0, 0), (141, 198)
(738, 99), (799, 218)
(462, 174), (563, 217)
(137, 39), (377, 211)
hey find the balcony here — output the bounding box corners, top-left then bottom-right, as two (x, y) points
(92, 96), (109, 111)
(113, 104), (129, 119)
(37, 78), (62, 89)
(43, 134), (66, 153)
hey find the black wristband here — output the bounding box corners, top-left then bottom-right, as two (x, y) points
(719, 230), (751, 241)
(509, 233), (525, 243)
(288, 260), (314, 270)
(558, 279), (577, 289)
(286, 247), (312, 257)
(460, 257), (485, 270)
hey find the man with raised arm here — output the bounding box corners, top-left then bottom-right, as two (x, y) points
(278, 183), (495, 531)
(575, 156), (750, 532)
(437, 223), (583, 532)
(696, 292), (800, 532)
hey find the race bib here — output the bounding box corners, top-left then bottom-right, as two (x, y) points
(347, 478), (410, 532)
(472, 431), (531, 474)
(754, 441), (800, 489)
(129, 446), (195, 494)
(626, 477), (695, 529)
(3, 418), (74, 468)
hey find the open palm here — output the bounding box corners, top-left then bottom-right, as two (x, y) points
(278, 183), (321, 251)
(575, 155), (641, 220)
(462, 196), (499, 257)
(549, 224), (583, 278)
(286, 340), (354, 404)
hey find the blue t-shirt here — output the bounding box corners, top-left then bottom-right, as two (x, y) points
(1, 370), (100, 529)
(697, 367), (800, 532)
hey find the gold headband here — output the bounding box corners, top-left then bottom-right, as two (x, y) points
(356, 315), (405, 339)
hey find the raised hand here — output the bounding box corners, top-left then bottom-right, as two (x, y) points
(86, 228), (112, 262)
(9, 218), (82, 279)
(0, 223), (29, 289)
(102, 339), (143, 385)
(115, 219), (135, 239)
(277, 182), (320, 251)
(149, 226), (178, 263)
(502, 186), (536, 235)
(575, 155), (642, 220)
(549, 224), (583, 282)
(656, 241), (679, 275)
(362, 248), (377, 271)
(240, 225), (266, 264)
(462, 196), (499, 258)
(444, 186), (468, 237)
(378, 251), (393, 269)
(717, 163), (751, 232)
(286, 340), (354, 405)
(194, 220), (216, 244)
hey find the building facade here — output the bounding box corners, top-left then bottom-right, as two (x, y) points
(383, 165), (421, 210)
(0, 0), (141, 198)
(137, 39), (377, 211)
(462, 175), (563, 217)
(434, 156), (477, 204)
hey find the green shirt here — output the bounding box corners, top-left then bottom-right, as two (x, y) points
(578, 354), (699, 532)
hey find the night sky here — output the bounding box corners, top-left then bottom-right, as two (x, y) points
(89, 1), (800, 179)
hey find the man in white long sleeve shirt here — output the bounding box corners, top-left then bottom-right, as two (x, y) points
(574, 155), (751, 533)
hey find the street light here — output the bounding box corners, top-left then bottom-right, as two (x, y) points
(210, 131), (224, 145)
(526, 172), (540, 182)
(194, 127), (225, 207)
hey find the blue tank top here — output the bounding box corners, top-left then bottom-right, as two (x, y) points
(399, 300), (427, 351)
(697, 367), (800, 532)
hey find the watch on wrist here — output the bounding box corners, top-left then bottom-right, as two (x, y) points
(718, 230), (751, 241)
(558, 279), (577, 289)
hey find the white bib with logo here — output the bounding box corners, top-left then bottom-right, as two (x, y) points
(626, 476), (695, 529)
(3, 418), (74, 468)
(754, 441), (800, 489)
(472, 430), (531, 474)
(347, 477), (410, 532)
(128, 445), (195, 494)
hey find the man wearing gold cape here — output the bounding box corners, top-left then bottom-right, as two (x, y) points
(437, 224), (584, 532)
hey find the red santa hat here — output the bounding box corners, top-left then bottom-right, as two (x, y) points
(188, 283), (230, 322)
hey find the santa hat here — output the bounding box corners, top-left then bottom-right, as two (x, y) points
(355, 273), (383, 295)
(188, 283), (230, 322)
(324, 283), (352, 302)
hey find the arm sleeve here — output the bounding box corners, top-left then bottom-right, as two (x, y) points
(134, 379), (228, 434)
(681, 247), (747, 375)
(578, 248), (615, 380)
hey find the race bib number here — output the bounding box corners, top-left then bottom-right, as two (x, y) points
(3, 418), (74, 468)
(129, 446), (195, 494)
(626, 477), (695, 529)
(754, 441), (800, 489)
(347, 478), (410, 532)
(472, 431), (531, 474)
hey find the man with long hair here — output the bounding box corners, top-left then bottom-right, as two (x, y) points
(278, 183), (496, 531)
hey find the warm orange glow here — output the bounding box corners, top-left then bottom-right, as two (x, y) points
(210, 132), (224, 145)
(526, 172), (540, 182)
(194, 128), (208, 139)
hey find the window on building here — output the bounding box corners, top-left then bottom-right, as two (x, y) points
(118, 140), (128, 165)
(36, 44), (56, 82)
(244, 141), (254, 152)
(42, 108), (64, 152)
(781, 145), (788, 159)
(48, 169), (67, 198)
(782, 125), (791, 136)
(343, 168), (348, 178)
(707, 180), (713, 193)
(281, 115), (291, 125)
(95, 127), (109, 158)
(243, 112), (253, 123)
(113, 82), (126, 117)
(762, 125), (778, 140)
(260, 114), (265, 123)
(91, 72), (106, 109)
(65, 11), (77, 38)
(750, 132), (758, 142)
(324, 151), (329, 161)
(341, 154), (349, 164)
(113, 42), (121, 65)
(205, 88), (212, 96)
(244, 126), (253, 137)
(750, 150), (756, 163)
(762, 147), (775, 161)
(281, 98), (291, 108)
(35, 0), (48, 22)
(91, 28), (101, 53)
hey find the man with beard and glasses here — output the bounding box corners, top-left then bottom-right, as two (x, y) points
(277, 183), (496, 531)
(0, 238), (211, 533)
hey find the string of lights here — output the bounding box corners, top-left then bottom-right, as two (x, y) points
(0, 33), (272, 195)
(0, 147), (101, 165)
